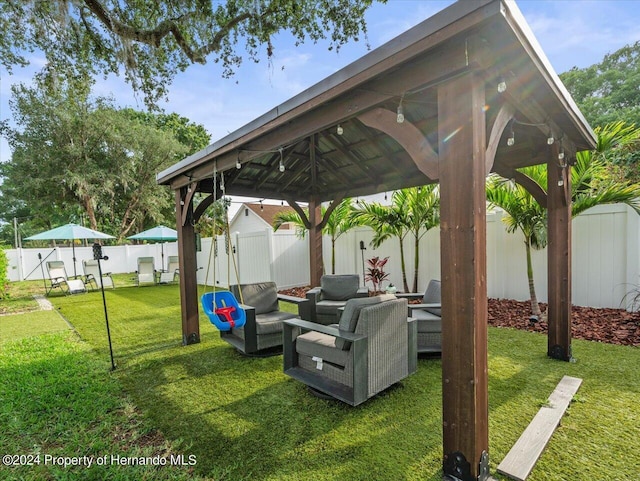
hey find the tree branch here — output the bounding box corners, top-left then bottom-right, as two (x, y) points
(82, 0), (256, 65)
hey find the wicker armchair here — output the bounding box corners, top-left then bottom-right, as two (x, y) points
(220, 282), (309, 356)
(396, 279), (442, 354)
(283, 295), (417, 406)
(305, 274), (369, 325)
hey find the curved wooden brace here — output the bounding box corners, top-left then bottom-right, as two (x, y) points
(192, 192), (220, 223)
(285, 196), (311, 229)
(485, 103), (515, 176)
(357, 108), (439, 180)
(319, 192), (347, 230)
(494, 167), (547, 208)
(181, 182), (198, 227)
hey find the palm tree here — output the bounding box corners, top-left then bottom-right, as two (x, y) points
(486, 173), (547, 317)
(395, 186), (441, 292)
(273, 198), (362, 274)
(353, 186), (441, 293)
(351, 200), (410, 292)
(487, 122), (640, 317)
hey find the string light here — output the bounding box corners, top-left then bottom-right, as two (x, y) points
(236, 152), (241, 169)
(507, 120), (515, 146)
(336, 124), (344, 135)
(547, 127), (555, 145)
(396, 98), (405, 124)
(279, 147), (285, 172)
(497, 77), (507, 93)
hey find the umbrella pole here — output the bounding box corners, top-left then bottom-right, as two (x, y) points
(38, 253), (47, 293)
(72, 242), (77, 278)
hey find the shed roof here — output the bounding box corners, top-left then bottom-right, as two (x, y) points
(230, 203), (296, 229)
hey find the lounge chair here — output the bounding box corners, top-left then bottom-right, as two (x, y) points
(305, 274), (369, 325)
(45, 260), (86, 296)
(82, 259), (114, 289)
(219, 282), (310, 356)
(158, 255), (179, 284)
(136, 257), (157, 286)
(283, 295), (417, 406)
(396, 279), (442, 354)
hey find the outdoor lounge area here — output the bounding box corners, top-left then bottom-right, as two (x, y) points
(3, 0), (640, 480)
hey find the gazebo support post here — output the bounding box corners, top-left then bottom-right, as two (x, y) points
(438, 73), (490, 480)
(547, 145), (573, 361)
(176, 186), (200, 345)
(308, 196), (323, 287)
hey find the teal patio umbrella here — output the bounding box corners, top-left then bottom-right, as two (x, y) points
(24, 223), (114, 277)
(127, 225), (178, 269)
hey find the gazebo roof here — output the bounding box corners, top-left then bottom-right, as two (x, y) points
(157, 0), (595, 201)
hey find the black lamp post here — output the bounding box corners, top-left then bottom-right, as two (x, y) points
(93, 243), (115, 370)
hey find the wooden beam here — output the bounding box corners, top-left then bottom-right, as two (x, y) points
(547, 144), (572, 361)
(485, 103), (516, 175)
(285, 197), (311, 229)
(308, 196), (323, 287)
(168, 39), (478, 190)
(493, 167), (548, 209)
(175, 187), (200, 345)
(497, 376), (582, 481)
(192, 192), (220, 223)
(180, 182), (198, 227)
(319, 192), (347, 230)
(438, 73), (489, 480)
(357, 107), (439, 180)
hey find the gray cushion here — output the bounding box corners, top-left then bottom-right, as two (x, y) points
(416, 317), (442, 334)
(296, 330), (349, 367)
(335, 294), (395, 350)
(410, 309), (441, 323)
(316, 299), (347, 315)
(254, 311), (292, 335)
(231, 282), (279, 315)
(320, 275), (360, 301)
(422, 280), (441, 316)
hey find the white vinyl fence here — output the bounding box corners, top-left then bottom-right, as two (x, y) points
(6, 204), (640, 309)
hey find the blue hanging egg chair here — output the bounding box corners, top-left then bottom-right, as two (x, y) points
(201, 291), (246, 331)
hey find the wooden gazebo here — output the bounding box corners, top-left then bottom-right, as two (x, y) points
(157, 1), (595, 478)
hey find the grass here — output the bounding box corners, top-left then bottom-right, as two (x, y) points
(0, 330), (203, 481)
(2, 281), (639, 480)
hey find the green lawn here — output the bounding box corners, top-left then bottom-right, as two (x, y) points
(2, 282), (639, 480)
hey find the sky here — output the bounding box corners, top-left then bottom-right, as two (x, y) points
(1, 0), (639, 214)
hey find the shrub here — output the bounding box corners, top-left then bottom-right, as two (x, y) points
(0, 246), (8, 299)
(365, 256), (390, 293)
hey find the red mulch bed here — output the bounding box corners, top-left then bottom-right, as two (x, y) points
(279, 287), (640, 347)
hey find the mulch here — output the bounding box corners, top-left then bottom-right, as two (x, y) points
(279, 287), (640, 347)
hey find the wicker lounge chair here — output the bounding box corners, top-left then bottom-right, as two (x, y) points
(305, 274), (369, 325)
(219, 282), (310, 356)
(283, 295), (417, 406)
(396, 279), (442, 354)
